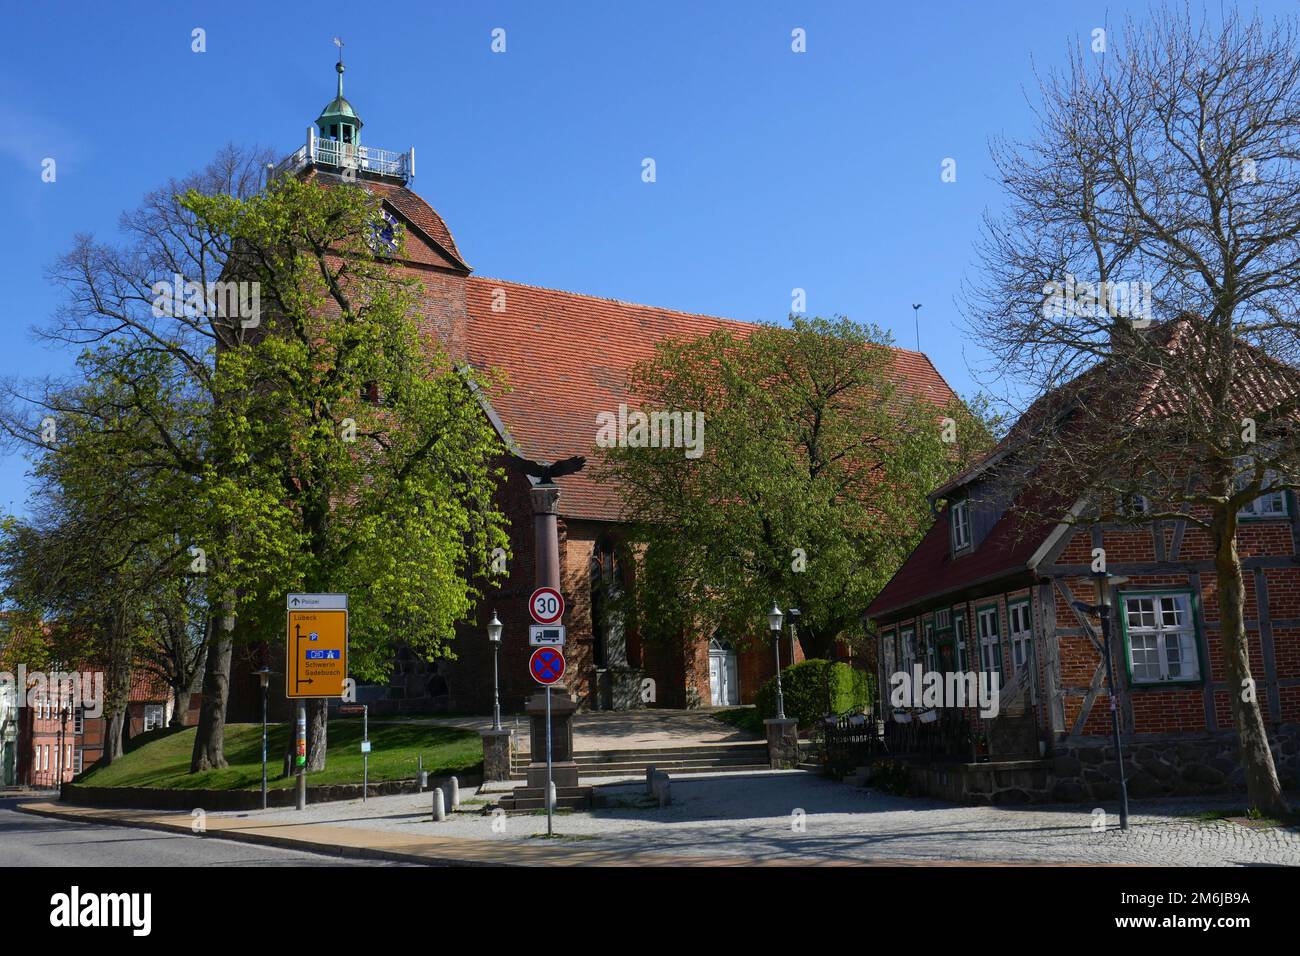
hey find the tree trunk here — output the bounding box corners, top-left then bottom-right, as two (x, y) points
(307, 698), (328, 772)
(103, 709), (126, 764)
(171, 688), (191, 729)
(1213, 507), (1291, 817)
(190, 604), (233, 772)
(99, 608), (133, 766)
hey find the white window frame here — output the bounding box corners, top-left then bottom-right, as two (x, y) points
(900, 627), (916, 675)
(73, 706), (84, 735)
(976, 606), (1001, 676)
(1121, 592), (1201, 684)
(882, 632), (896, 680)
(934, 608), (951, 630)
(923, 622), (936, 672)
(954, 611), (968, 670)
(143, 704), (165, 732)
(73, 749), (83, 775)
(1008, 601), (1033, 672)
(951, 499), (971, 551)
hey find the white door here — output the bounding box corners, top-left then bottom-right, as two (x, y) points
(708, 649), (739, 706)
(708, 655), (723, 706)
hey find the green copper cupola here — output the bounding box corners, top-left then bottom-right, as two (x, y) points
(315, 53), (362, 145)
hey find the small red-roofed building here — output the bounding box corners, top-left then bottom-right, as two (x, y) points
(865, 321), (1300, 802)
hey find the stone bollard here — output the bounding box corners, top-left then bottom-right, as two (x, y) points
(450, 776), (460, 810)
(652, 771), (671, 807)
(433, 787), (446, 822)
(645, 765), (657, 797)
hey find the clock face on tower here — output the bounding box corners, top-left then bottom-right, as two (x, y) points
(370, 208), (400, 254)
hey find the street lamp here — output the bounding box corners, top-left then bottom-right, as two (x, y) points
(767, 602), (786, 720)
(487, 610), (503, 732)
(1072, 572), (1131, 831)
(254, 666), (272, 810)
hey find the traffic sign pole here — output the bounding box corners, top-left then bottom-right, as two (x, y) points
(545, 685), (553, 836)
(363, 704), (369, 803)
(295, 702), (307, 811)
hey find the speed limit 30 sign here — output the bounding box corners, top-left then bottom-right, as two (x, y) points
(529, 587), (564, 625)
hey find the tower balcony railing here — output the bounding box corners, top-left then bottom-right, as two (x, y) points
(271, 127), (414, 184)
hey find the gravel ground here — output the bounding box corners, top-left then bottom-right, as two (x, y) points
(211, 770), (1300, 866)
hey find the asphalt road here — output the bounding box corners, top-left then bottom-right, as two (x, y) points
(0, 797), (405, 867)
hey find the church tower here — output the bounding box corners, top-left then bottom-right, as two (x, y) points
(265, 46), (471, 361)
(315, 51), (363, 148)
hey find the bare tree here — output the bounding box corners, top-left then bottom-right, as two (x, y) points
(965, 7), (1300, 815)
(2, 144), (274, 772)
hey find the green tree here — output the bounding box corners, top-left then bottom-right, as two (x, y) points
(185, 175), (508, 771)
(601, 316), (993, 662)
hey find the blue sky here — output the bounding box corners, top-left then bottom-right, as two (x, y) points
(0, 0), (1286, 515)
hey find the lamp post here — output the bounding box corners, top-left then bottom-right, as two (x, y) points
(1072, 572), (1131, 831)
(254, 666), (272, 810)
(487, 610), (503, 732)
(767, 602), (786, 720)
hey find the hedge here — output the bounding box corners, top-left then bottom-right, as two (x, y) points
(754, 659), (872, 728)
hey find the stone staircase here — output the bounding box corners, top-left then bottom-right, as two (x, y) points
(495, 784), (596, 812)
(509, 741), (770, 780)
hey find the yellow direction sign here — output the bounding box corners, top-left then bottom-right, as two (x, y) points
(286, 593), (349, 698)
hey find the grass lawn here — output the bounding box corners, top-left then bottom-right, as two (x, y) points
(713, 706), (764, 736)
(78, 719), (481, 792)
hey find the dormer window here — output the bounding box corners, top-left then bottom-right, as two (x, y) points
(951, 498), (971, 552)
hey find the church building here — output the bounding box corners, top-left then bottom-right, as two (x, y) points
(235, 57), (958, 718)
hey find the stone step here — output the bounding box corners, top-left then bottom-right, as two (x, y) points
(513, 743), (766, 764)
(497, 795), (592, 811)
(495, 784), (595, 812)
(509, 762), (771, 780)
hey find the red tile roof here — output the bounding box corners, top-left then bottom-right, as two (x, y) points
(128, 670), (170, 703)
(462, 276), (959, 522)
(865, 488), (1065, 622)
(868, 316), (1300, 622)
(366, 180), (467, 269)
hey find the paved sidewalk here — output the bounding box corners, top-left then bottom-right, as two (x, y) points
(20, 771), (1300, 867)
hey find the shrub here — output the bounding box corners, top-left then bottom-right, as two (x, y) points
(754, 659), (872, 728)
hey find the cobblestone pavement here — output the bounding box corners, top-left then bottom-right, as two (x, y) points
(216, 771), (1300, 866)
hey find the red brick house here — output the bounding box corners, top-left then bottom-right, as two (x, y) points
(865, 324), (1300, 803)
(18, 687), (105, 788)
(229, 60), (957, 720)
(125, 670), (199, 738)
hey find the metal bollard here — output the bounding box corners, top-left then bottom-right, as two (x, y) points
(433, 787), (446, 822)
(418, 756), (425, 792)
(645, 765), (656, 797)
(450, 776), (460, 810)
